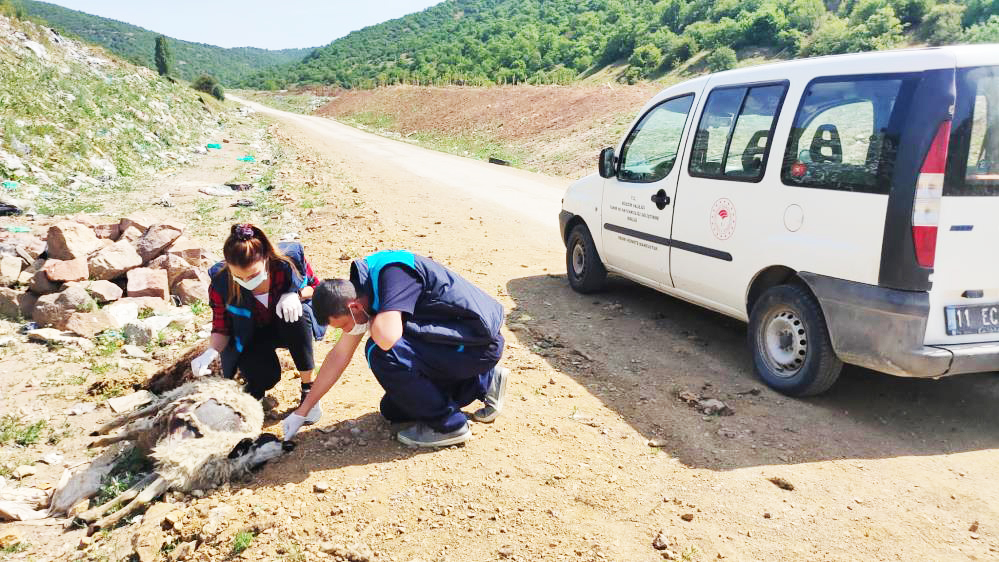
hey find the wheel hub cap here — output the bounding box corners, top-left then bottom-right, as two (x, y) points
(763, 310), (807, 377)
(571, 244), (585, 276)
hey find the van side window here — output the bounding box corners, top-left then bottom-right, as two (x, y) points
(782, 75), (918, 194)
(689, 83), (788, 182)
(618, 95), (694, 183)
(946, 65), (999, 196)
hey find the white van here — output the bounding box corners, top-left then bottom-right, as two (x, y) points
(558, 46), (999, 396)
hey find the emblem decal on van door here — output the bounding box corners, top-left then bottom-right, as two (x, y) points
(710, 198), (737, 240)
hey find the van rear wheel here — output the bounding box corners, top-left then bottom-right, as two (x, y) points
(566, 224), (607, 294)
(749, 284), (842, 396)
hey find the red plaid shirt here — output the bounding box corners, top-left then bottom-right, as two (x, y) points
(210, 258), (319, 335)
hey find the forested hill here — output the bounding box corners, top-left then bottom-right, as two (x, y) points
(243, 0), (999, 90)
(19, 0), (315, 84)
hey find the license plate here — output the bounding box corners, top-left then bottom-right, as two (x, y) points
(945, 303), (999, 336)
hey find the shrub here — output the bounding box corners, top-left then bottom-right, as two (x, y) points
(920, 3), (967, 45)
(192, 74), (224, 101)
(891, 0), (934, 26)
(629, 44), (663, 74)
(964, 14), (999, 42)
(706, 46), (738, 72)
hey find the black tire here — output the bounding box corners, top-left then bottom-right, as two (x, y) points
(748, 284), (843, 396)
(566, 224), (607, 294)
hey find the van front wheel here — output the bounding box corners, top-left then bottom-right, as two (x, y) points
(566, 224), (607, 293)
(749, 284), (842, 396)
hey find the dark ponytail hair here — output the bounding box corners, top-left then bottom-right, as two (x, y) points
(222, 224), (298, 304)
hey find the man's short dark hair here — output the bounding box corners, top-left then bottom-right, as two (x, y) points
(312, 279), (357, 325)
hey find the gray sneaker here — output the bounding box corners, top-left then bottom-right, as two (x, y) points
(397, 422), (471, 448)
(471, 366), (509, 423)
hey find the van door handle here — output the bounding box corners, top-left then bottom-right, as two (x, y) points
(651, 189), (670, 210)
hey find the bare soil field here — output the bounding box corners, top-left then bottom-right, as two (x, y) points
(311, 84), (660, 179)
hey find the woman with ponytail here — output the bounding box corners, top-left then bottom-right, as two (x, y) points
(190, 224), (326, 424)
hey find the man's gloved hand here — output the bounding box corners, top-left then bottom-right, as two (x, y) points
(276, 292), (303, 323)
(282, 412), (307, 441)
(190, 348), (219, 377)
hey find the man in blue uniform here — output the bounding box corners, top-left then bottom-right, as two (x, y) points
(282, 251), (509, 447)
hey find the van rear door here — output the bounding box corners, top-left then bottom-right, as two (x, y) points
(926, 64), (999, 345)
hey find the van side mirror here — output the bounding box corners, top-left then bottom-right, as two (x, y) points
(599, 147), (616, 179)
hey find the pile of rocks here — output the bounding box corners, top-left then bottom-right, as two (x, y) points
(0, 213), (215, 343)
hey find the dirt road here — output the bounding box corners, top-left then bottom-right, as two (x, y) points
(228, 97), (999, 562)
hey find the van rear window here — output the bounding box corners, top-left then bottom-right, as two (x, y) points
(946, 66), (999, 196)
(781, 74), (919, 194)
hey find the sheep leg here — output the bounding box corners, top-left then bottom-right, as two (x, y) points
(76, 473), (157, 524)
(90, 402), (162, 436)
(90, 475), (168, 532)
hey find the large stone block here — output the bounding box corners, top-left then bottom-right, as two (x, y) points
(28, 270), (62, 295)
(88, 240), (142, 281)
(136, 223), (184, 263)
(45, 221), (102, 261)
(83, 280), (123, 304)
(0, 255), (22, 286)
(33, 286), (97, 329)
(172, 278), (208, 305)
(18, 291), (38, 318)
(118, 226), (144, 243)
(164, 235), (207, 265)
(43, 258), (89, 283)
(92, 222), (121, 240)
(118, 212), (160, 234)
(126, 268), (169, 300)
(65, 310), (115, 339)
(0, 287), (20, 318)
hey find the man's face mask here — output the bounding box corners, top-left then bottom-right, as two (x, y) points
(346, 304), (369, 336)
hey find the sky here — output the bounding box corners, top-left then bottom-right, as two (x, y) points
(40, 0), (443, 50)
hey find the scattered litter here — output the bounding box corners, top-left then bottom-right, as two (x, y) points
(153, 194), (173, 207)
(18, 322), (39, 334)
(40, 452), (64, 465)
(768, 477), (795, 491)
(198, 185), (236, 197)
(67, 402), (97, 416)
(0, 336), (14, 347)
(261, 159), (272, 166)
(122, 344), (151, 359)
(206, 143), (222, 150)
(5, 226), (30, 233)
(0, 203), (23, 216)
(237, 155), (256, 163)
(1, 181), (18, 190)
(225, 183), (253, 191)
(280, 232), (300, 241)
(231, 199), (254, 207)
(488, 157), (510, 166)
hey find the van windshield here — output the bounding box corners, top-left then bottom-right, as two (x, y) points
(946, 65), (999, 196)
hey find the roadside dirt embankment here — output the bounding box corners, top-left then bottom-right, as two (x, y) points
(315, 84), (660, 178)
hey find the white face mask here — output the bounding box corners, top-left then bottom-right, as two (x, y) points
(346, 307), (369, 336)
(234, 268), (268, 291)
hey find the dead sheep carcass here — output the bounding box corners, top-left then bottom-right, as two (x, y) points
(75, 377), (289, 531)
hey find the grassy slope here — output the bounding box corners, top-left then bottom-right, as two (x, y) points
(0, 14), (221, 215)
(20, 0), (314, 85)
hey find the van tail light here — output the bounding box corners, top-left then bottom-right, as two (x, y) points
(912, 121), (951, 268)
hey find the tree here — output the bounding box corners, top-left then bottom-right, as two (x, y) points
(920, 4), (967, 45)
(706, 46), (738, 72)
(154, 35), (173, 77)
(964, 14), (999, 42)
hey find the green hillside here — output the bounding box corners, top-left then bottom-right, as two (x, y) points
(242, 0), (999, 90)
(18, 0), (315, 84)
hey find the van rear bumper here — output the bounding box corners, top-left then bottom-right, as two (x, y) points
(799, 273), (999, 378)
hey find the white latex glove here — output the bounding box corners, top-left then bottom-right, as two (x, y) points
(276, 292), (303, 323)
(282, 413), (307, 441)
(190, 348), (219, 377)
